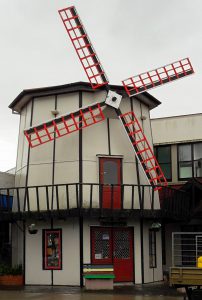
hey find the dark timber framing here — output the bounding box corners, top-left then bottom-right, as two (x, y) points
(131, 98), (145, 284)
(51, 95), (57, 210)
(23, 98), (34, 285)
(107, 118), (111, 155)
(79, 91), (84, 287)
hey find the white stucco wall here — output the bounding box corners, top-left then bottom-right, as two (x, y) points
(25, 219), (80, 285)
(143, 221), (163, 283)
(151, 113), (202, 145)
(15, 89), (159, 211)
(0, 171), (15, 188)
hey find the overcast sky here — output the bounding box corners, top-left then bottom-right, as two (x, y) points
(0, 0), (201, 171)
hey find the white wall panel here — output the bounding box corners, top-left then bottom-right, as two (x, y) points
(143, 221), (163, 283)
(29, 96), (55, 165)
(127, 220), (142, 284)
(82, 90), (107, 107)
(15, 101), (32, 194)
(152, 113), (202, 145)
(55, 93), (79, 164)
(110, 118), (135, 162)
(26, 219), (80, 286)
(82, 121), (108, 161)
(25, 221), (51, 285)
(83, 161), (99, 208)
(53, 219), (80, 285)
(13, 167), (27, 211)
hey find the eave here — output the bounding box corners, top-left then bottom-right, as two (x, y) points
(9, 81), (161, 113)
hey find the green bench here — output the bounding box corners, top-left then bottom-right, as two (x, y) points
(83, 264), (115, 290)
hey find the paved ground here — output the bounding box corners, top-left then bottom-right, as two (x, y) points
(0, 283), (186, 300)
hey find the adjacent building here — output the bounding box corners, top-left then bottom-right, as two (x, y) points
(151, 113), (202, 274)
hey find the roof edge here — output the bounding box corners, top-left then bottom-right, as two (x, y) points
(9, 81), (161, 113)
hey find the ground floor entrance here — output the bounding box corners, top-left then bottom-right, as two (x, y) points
(91, 227), (134, 282)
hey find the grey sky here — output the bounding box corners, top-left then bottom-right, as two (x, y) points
(0, 0), (201, 171)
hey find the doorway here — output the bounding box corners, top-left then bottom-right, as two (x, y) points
(91, 227), (134, 282)
(99, 157), (122, 209)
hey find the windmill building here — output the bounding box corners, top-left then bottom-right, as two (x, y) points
(0, 5), (195, 287)
(9, 81), (164, 285)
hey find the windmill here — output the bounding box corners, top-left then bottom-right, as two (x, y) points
(24, 6), (194, 191)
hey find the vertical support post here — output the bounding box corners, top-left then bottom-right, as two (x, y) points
(79, 91), (84, 288)
(23, 220), (26, 285)
(140, 218), (144, 284)
(172, 232), (174, 267)
(51, 95), (57, 210)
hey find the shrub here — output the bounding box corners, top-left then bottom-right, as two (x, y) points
(0, 264), (22, 275)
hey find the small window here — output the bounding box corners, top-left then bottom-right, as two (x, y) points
(178, 144), (192, 179)
(149, 230), (157, 268)
(154, 145), (172, 181)
(43, 229), (62, 270)
(194, 143), (202, 177)
(178, 142), (202, 180)
(103, 160), (118, 185)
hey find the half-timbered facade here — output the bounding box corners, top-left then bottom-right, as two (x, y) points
(0, 81), (188, 286)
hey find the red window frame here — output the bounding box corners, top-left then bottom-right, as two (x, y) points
(43, 229), (62, 270)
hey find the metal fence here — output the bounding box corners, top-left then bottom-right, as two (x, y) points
(0, 183), (190, 219)
(172, 232), (202, 267)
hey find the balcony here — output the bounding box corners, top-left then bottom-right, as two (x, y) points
(0, 183), (191, 221)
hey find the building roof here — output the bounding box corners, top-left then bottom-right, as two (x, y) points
(151, 112), (202, 145)
(9, 81), (161, 113)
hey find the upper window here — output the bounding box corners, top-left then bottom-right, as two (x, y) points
(154, 145), (172, 181)
(178, 142), (202, 180)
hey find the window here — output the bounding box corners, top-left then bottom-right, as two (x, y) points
(178, 142), (202, 180)
(149, 230), (157, 268)
(43, 229), (62, 270)
(154, 145), (172, 180)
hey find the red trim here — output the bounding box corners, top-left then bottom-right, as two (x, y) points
(44, 229), (62, 270)
(91, 227), (134, 282)
(58, 6), (109, 89)
(24, 103), (105, 148)
(99, 157), (122, 209)
(119, 111), (167, 190)
(122, 58), (194, 97)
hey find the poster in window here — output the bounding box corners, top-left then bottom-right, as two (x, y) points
(102, 233), (109, 240)
(43, 229), (62, 270)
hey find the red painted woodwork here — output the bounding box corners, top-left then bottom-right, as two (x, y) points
(99, 158), (122, 209)
(91, 227), (113, 265)
(58, 6), (109, 89)
(113, 228), (134, 282)
(122, 58), (194, 97)
(91, 227), (134, 282)
(24, 102), (105, 148)
(44, 229), (62, 270)
(119, 110), (167, 190)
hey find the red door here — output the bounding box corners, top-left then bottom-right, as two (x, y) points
(113, 228), (134, 282)
(99, 158), (122, 209)
(91, 227), (134, 282)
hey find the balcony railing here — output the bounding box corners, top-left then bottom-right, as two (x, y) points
(0, 183), (191, 220)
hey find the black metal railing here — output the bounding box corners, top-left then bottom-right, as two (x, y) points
(0, 183), (191, 219)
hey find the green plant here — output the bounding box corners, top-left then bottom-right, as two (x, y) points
(0, 264), (22, 275)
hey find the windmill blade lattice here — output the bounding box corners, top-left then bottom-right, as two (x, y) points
(24, 102), (106, 148)
(117, 109), (167, 189)
(122, 58), (194, 97)
(58, 6), (109, 89)
(23, 5), (195, 191)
